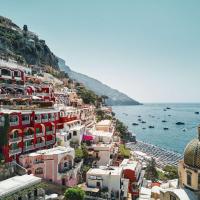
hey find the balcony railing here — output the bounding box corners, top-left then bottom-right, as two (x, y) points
(36, 132), (45, 137)
(46, 130), (53, 135)
(23, 134), (34, 140)
(33, 160), (44, 164)
(22, 120), (30, 125)
(9, 148), (22, 155)
(35, 119), (41, 123)
(10, 121), (19, 126)
(46, 138), (55, 145)
(23, 145), (34, 152)
(35, 142), (45, 148)
(58, 167), (73, 174)
(41, 118), (48, 123)
(9, 136), (22, 143)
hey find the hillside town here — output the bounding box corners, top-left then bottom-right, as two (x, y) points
(0, 58), (200, 200)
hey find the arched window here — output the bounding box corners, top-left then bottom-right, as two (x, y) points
(35, 167), (43, 175)
(187, 171), (192, 186)
(73, 131), (77, 136)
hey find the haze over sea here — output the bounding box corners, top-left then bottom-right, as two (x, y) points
(113, 103), (200, 154)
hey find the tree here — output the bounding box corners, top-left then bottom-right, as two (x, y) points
(163, 165), (178, 179)
(64, 187), (85, 200)
(23, 24), (28, 32)
(101, 95), (108, 105)
(145, 158), (158, 182)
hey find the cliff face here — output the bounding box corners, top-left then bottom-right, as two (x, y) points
(0, 16), (58, 68)
(58, 58), (140, 106)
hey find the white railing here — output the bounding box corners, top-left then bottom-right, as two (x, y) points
(41, 118), (48, 123)
(22, 120), (30, 125)
(9, 148), (22, 155)
(23, 134), (34, 140)
(9, 137), (22, 143)
(10, 121), (19, 126)
(35, 142), (45, 148)
(46, 139), (55, 145)
(23, 145), (34, 152)
(35, 119), (41, 123)
(46, 130), (53, 135)
(36, 132), (45, 137)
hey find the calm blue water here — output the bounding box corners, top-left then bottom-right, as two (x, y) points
(112, 103), (200, 154)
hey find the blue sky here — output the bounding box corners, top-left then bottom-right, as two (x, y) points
(0, 0), (200, 103)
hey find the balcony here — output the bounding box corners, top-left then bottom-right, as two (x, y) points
(9, 147), (22, 156)
(23, 145), (34, 152)
(46, 130), (54, 135)
(35, 142), (45, 148)
(36, 132), (45, 137)
(46, 138), (55, 145)
(23, 134), (34, 140)
(58, 167), (73, 174)
(9, 136), (22, 143)
(33, 160), (44, 164)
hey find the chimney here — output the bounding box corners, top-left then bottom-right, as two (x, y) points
(198, 126), (200, 141)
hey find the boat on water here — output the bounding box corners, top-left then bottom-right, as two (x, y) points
(182, 128), (187, 132)
(142, 127), (146, 129)
(168, 115), (171, 117)
(176, 122), (185, 125)
(161, 120), (167, 123)
(166, 107), (171, 110)
(195, 112), (199, 115)
(149, 125), (155, 128)
(138, 118), (142, 121)
(132, 123), (139, 126)
(141, 121), (146, 124)
(163, 127), (169, 130)
(163, 109), (167, 111)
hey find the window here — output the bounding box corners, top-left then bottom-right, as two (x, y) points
(13, 130), (19, 138)
(35, 167), (43, 175)
(10, 115), (19, 126)
(1, 69), (11, 76)
(49, 113), (54, 121)
(0, 115), (5, 126)
(170, 195), (176, 200)
(14, 70), (21, 77)
(96, 182), (101, 187)
(73, 131), (77, 136)
(36, 127), (41, 133)
(35, 114), (41, 122)
(187, 171), (192, 186)
(42, 114), (48, 121)
(60, 111), (65, 117)
(11, 143), (18, 150)
(22, 115), (30, 124)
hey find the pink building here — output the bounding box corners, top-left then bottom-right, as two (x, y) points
(19, 146), (83, 186)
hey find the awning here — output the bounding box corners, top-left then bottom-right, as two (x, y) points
(83, 135), (93, 141)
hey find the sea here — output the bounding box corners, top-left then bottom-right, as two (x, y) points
(112, 103), (200, 154)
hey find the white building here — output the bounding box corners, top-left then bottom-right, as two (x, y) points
(86, 166), (129, 200)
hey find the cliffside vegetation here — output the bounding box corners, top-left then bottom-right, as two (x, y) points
(0, 16), (58, 68)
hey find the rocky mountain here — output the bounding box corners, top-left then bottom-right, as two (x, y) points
(0, 16), (58, 68)
(58, 58), (140, 106)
